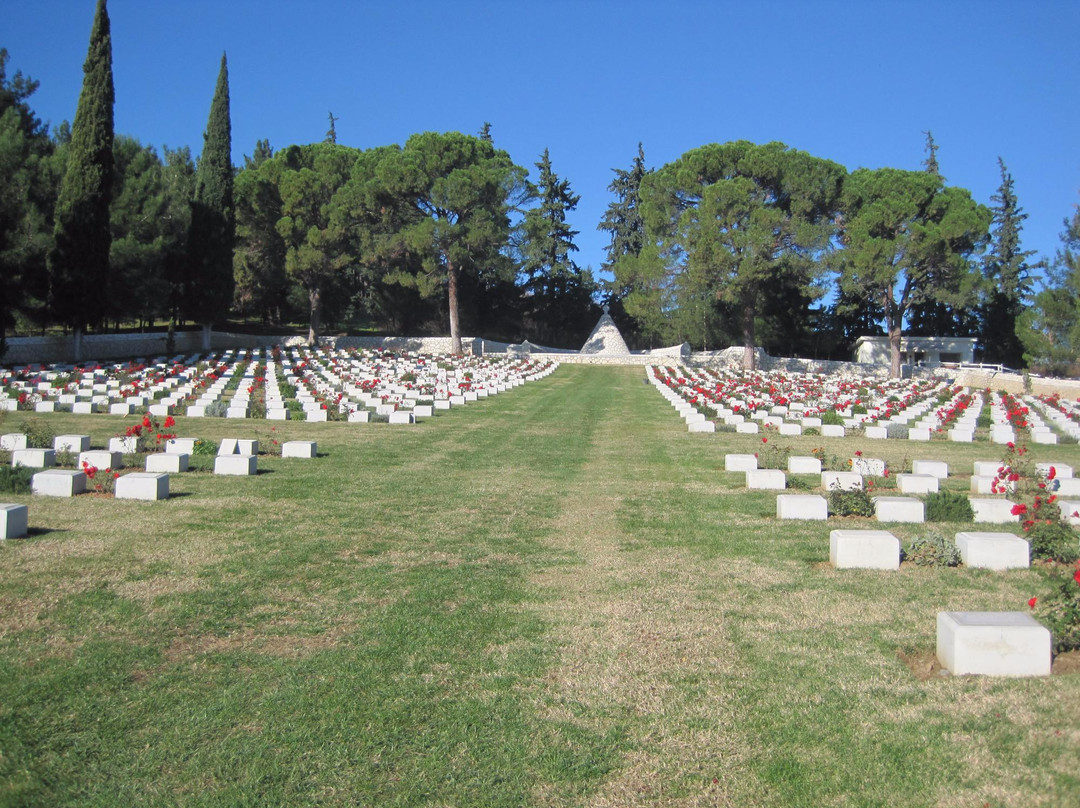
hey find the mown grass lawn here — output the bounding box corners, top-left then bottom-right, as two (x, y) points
(1, 364), (1078, 807)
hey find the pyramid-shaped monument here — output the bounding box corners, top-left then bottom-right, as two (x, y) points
(580, 306), (630, 356)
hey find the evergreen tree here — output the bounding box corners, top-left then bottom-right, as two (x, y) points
(921, 130), (942, 178)
(599, 143), (648, 266)
(46, 0), (114, 351)
(243, 138), (273, 170)
(325, 112), (338, 144)
(520, 148), (597, 346)
(478, 122), (493, 143)
(186, 53), (234, 343)
(0, 49), (54, 342)
(979, 157), (1036, 367)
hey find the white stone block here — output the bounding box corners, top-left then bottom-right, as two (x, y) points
(949, 428), (974, 442)
(1031, 432), (1059, 445)
(937, 612), (1050, 677)
(78, 450), (123, 471)
(1053, 478), (1080, 497)
(735, 422), (760, 434)
(266, 408), (290, 420)
(823, 471), (863, 491)
(970, 476), (1001, 495)
(214, 454), (257, 476)
(1056, 500), (1080, 526)
(1037, 463), (1073, 479)
(873, 496), (925, 523)
(110, 403), (134, 415)
(166, 438), (198, 454)
(54, 434), (91, 453)
(433, 399), (451, 411)
(778, 423), (802, 436)
(146, 453), (189, 473)
(991, 426), (1016, 445)
(787, 456), (822, 475)
(864, 426), (888, 439)
(830, 529), (900, 570)
(282, 441), (317, 458)
(0, 433), (27, 451)
(821, 424), (846, 438)
(12, 448), (55, 469)
(109, 436), (139, 454)
(413, 405), (434, 418)
(115, 472), (169, 501)
(970, 498), (1020, 524)
(746, 469), (786, 490)
(347, 410), (370, 423)
(955, 531), (1030, 570)
(218, 439), (257, 456)
(34, 401), (55, 413)
(897, 473), (939, 494)
(225, 407), (249, 419)
(388, 411), (415, 425)
(688, 421), (715, 433)
(912, 460), (948, 479)
(973, 461), (1004, 477)
(852, 457), (886, 477)
(31, 469), (86, 497)
(907, 427), (931, 441)
(776, 494), (827, 520)
(725, 454), (757, 472)
(305, 410), (328, 422)
(1, 503), (28, 539)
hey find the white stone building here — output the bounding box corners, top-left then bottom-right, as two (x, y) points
(853, 335), (977, 366)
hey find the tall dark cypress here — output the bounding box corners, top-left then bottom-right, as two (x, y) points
(48, 0), (114, 340)
(187, 53), (234, 338)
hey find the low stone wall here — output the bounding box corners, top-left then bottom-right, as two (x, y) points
(3, 331), (273, 366)
(953, 369), (1080, 398)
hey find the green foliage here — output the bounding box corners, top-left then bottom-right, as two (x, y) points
(628, 141), (845, 363)
(756, 439), (791, 470)
(979, 158), (1037, 367)
(820, 410), (843, 426)
(191, 438), (218, 456)
(47, 0), (114, 332)
(828, 484), (874, 518)
(19, 418), (55, 448)
(186, 53), (234, 326)
(1031, 564), (1080, 653)
(204, 400), (228, 418)
(0, 463), (33, 493)
(923, 491), (974, 523)
(836, 167), (991, 377)
(905, 530), (961, 567)
(1028, 519), (1079, 564)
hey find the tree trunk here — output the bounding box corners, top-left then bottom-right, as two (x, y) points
(447, 258), (462, 355)
(307, 286), (321, 347)
(888, 319), (903, 380)
(201, 323), (212, 352)
(741, 301), (756, 371)
(73, 326), (83, 363)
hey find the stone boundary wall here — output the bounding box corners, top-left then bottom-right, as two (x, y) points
(952, 369), (1080, 398)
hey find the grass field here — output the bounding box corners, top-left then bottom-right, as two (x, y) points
(1, 364), (1078, 807)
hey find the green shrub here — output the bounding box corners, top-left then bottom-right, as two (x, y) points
(821, 410), (844, 426)
(0, 464), (33, 494)
(905, 530), (961, 567)
(924, 490), (974, 523)
(205, 400), (228, 418)
(829, 485), (874, 518)
(1029, 520), (1079, 563)
(1031, 564), (1080, 652)
(192, 439), (218, 457)
(19, 419), (56, 449)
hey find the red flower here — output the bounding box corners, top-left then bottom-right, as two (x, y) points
(1074, 568), (1080, 586)
(1028, 596), (1037, 609)
(1048, 466), (1057, 480)
(762, 437), (768, 444)
(1010, 503), (1028, 516)
(163, 416), (175, 428)
(854, 450), (863, 457)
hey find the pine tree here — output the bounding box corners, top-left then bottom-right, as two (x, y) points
(325, 111), (338, 144)
(46, 0), (113, 352)
(921, 130), (942, 179)
(478, 122), (493, 143)
(599, 143), (648, 266)
(520, 148), (596, 346)
(186, 53), (234, 344)
(981, 157), (1036, 367)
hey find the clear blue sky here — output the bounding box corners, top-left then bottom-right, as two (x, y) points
(5, 0), (1079, 286)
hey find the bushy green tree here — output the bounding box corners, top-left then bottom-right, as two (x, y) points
(837, 168), (990, 377)
(339, 131), (526, 354)
(233, 143), (289, 324)
(634, 141), (845, 365)
(47, 0), (114, 352)
(0, 48), (55, 343)
(1019, 197), (1080, 374)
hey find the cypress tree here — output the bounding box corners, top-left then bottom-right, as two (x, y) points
(47, 0), (114, 349)
(187, 53), (234, 343)
(981, 157), (1036, 367)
